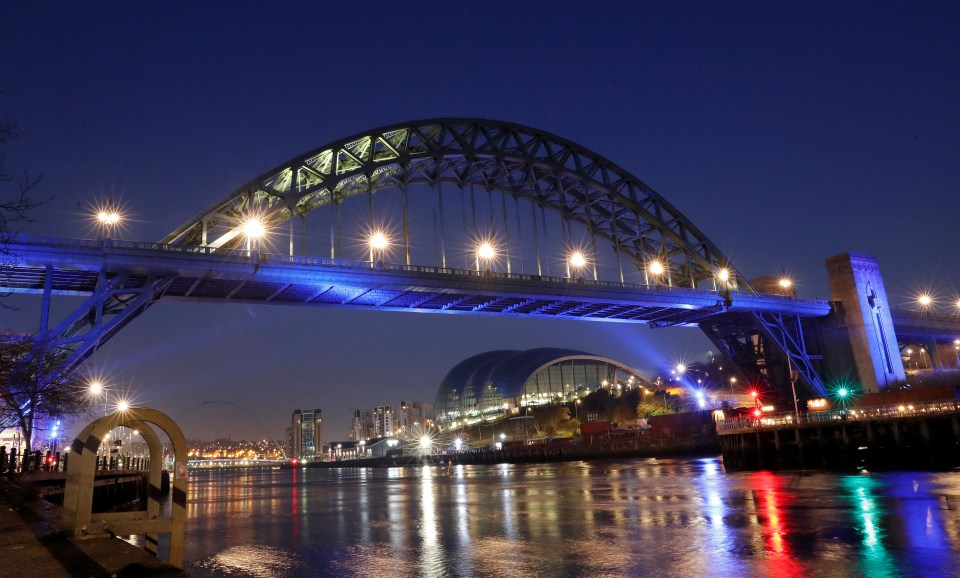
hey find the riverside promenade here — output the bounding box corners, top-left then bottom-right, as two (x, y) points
(0, 479), (187, 578)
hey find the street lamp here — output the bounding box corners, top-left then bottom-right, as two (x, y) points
(369, 231), (388, 268)
(88, 381), (108, 415)
(241, 216), (266, 255)
(716, 267), (731, 287)
(96, 210), (122, 239)
(916, 293), (934, 311)
(477, 242), (495, 273)
(569, 251), (586, 280)
(647, 260), (665, 286)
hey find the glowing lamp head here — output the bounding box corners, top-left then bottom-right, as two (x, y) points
(453, 437), (463, 451)
(778, 277), (792, 289)
(569, 251), (586, 268)
(750, 390), (758, 398)
(717, 268), (730, 283)
(89, 381), (103, 396)
(116, 400), (130, 412)
(837, 388), (849, 398)
(675, 363), (687, 375)
(241, 217), (266, 239)
(648, 260), (665, 276)
(369, 231), (388, 250)
(97, 211), (120, 225)
(477, 242), (495, 260)
(419, 435), (431, 449)
(499, 433), (506, 441)
(917, 294), (933, 307)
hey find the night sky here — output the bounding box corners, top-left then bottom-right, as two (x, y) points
(2, 2), (958, 442)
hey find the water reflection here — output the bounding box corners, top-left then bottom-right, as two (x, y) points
(183, 460), (960, 577)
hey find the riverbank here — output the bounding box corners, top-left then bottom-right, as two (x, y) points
(0, 478), (188, 578)
(307, 433), (721, 469)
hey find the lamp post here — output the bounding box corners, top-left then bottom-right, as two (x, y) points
(369, 231), (388, 269)
(88, 381), (108, 416)
(96, 209), (121, 240)
(242, 217), (266, 256)
(569, 251), (586, 281)
(647, 260), (665, 286)
(477, 242), (495, 274)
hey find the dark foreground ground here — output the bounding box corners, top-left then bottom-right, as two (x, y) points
(0, 479), (188, 578)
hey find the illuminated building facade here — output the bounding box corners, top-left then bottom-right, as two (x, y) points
(435, 348), (653, 429)
(398, 401), (434, 435)
(373, 406), (395, 437)
(291, 408), (323, 460)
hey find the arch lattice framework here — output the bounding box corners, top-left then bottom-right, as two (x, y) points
(164, 118), (749, 292)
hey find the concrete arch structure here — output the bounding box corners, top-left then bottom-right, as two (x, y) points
(62, 407), (189, 567)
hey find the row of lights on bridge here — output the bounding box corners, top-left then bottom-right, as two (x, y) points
(914, 293), (960, 314)
(96, 207), (778, 287)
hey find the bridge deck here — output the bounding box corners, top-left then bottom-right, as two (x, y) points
(1, 236), (832, 327)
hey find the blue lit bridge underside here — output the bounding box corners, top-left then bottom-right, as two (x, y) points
(6, 118), (925, 400)
(3, 236), (836, 397)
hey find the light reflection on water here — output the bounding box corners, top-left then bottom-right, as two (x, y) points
(183, 458), (960, 577)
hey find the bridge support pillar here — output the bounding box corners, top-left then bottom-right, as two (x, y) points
(826, 253), (905, 393)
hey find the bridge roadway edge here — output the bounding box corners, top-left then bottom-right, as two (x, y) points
(0, 478), (188, 578)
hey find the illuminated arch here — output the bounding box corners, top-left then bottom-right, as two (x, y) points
(163, 118), (747, 290)
(434, 347), (654, 427)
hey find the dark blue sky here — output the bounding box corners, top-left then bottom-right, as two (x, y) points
(2, 2), (958, 441)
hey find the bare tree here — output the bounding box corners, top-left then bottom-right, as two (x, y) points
(1, 121), (42, 243)
(0, 337), (90, 460)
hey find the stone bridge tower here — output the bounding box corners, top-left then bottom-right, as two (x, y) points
(825, 253), (906, 393)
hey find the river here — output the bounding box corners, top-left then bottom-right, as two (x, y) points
(179, 457), (960, 577)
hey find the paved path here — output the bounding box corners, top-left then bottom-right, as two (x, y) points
(0, 479), (188, 578)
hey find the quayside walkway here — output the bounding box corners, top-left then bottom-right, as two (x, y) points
(0, 480), (187, 578)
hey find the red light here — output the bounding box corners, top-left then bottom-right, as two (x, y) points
(45, 455), (55, 465)
(291, 458), (299, 465)
(753, 409), (761, 417)
(750, 391), (758, 398)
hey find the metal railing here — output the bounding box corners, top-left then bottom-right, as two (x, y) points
(10, 234), (831, 306)
(717, 398), (960, 433)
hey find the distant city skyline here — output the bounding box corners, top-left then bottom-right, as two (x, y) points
(2, 3), (958, 441)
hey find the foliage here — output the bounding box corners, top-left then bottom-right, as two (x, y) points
(635, 401), (674, 418)
(0, 337), (90, 457)
(532, 404), (570, 437)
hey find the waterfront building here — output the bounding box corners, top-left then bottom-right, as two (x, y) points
(435, 348), (654, 429)
(372, 405), (395, 437)
(398, 401), (434, 436)
(349, 409), (366, 441)
(290, 409), (323, 460)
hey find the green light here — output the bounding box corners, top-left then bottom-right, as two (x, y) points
(838, 388), (849, 398)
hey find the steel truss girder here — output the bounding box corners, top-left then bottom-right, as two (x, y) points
(162, 119), (747, 290)
(699, 312), (827, 399)
(42, 272), (176, 377)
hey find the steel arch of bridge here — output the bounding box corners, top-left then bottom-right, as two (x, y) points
(3, 119), (834, 400)
(164, 118), (746, 292)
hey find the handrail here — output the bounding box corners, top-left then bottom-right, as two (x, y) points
(8, 234), (831, 305)
(716, 398), (960, 432)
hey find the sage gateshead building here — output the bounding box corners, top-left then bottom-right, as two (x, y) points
(435, 348), (654, 429)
